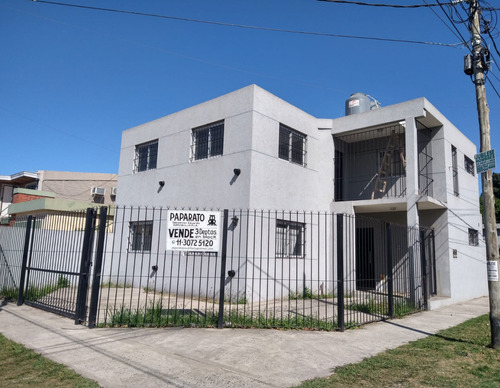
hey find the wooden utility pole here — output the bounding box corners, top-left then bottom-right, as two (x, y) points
(469, 0), (500, 349)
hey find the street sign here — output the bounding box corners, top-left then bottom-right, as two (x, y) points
(166, 210), (221, 252)
(475, 149), (496, 174)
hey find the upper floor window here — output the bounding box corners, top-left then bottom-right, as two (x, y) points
(276, 219), (305, 258)
(452, 145), (459, 196)
(464, 155), (475, 176)
(134, 140), (158, 173)
(191, 120), (224, 161)
(468, 228), (479, 246)
(279, 124), (307, 166)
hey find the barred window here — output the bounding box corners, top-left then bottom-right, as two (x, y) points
(279, 124), (307, 166)
(130, 221), (153, 252)
(464, 155), (475, 176)
(134, 140), (158, 172)
(452, 145), (459, 196)
(468, 228), (479, 246)
(192, 120), (224, 161)
(276, 220), (305, 258)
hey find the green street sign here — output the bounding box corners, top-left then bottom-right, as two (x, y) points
(475, 149), (496, 174)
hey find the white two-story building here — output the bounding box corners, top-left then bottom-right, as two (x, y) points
(117, 84), (487, 307)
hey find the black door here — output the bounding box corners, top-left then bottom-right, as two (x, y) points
(356, 227), (376, 290)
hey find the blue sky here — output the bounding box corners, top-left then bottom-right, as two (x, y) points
(1, 0), (499, 174)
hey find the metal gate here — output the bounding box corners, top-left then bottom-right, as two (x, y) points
(16, 208), (107, 327)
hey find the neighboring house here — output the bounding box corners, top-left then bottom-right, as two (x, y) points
(116, 84), (487, 307)
(5, 170), (117, 227)
(0, 172), (38, 225)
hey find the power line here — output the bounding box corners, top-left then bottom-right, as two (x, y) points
(422, 0), (470, 47)
(434, 0), (472, 51)
(31, 0), (463, 47)
(318, 0), (457, 8)
(486, 75), (500, 98)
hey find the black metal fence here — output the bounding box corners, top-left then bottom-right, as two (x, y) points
(0, 206), (435, 331)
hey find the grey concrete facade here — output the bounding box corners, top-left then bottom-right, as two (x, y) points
(117, 84), (487, 307)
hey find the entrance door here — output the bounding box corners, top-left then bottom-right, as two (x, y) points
(356, 227), (376, 290)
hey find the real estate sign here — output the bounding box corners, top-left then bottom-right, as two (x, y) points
(166, 210), (221, 252)
(475, 149), (496, 174)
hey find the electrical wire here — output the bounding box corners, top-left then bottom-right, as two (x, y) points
(422, 0), (469, 47)
(434, 0), (472, 51)
(31, 0), (463, 47)
(318, 0), (455, 8)
(486, 75), (500, 98)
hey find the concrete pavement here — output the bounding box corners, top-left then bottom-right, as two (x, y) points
(0, 297), (489, 388)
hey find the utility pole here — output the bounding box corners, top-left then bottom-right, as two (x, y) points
(468, 0), (500, 349)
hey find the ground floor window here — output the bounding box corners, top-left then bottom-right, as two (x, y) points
(130, 221), (153, 252)
(276, 219), (305, 258)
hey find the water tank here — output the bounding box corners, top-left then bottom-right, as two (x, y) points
(345, 93), (378, 116)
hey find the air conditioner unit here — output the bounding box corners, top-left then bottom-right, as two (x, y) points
(111, 187), (117, 196)
(91, 187), (105, 196)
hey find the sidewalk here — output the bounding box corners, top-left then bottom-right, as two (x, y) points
(0, 297), (489, 388)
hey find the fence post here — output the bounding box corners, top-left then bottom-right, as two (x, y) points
(88, 207), (108, 328)
(75, 208), (96, 325)
(17, 216), (33, 306)
(217, 209), (229, 329)
(386, 222), (394, 318)
(336, 214), (344, 332)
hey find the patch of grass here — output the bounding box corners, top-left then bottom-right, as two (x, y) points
(102, 302), (218, 328)
(0, 286), (18, 300)
(57, 275), (70, 288)
(2, 279), (72, 303)
(224, 295), (248, 305)
(297, 314), (500, 388)
(289, 287), (335, 300)
(0, 332), (100, 387)
(348, 298), (417, 318)
(101, 303), (339, 331)
(25, 283), (62, 302)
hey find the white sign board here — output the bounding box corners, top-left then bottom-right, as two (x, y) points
(166, 210), (221, 252)
(475, 149), (496, 174)
(488, 261), (499, 282)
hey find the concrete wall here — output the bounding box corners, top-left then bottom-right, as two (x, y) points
(117, 86), (256, 209)
(38, 170), (117, 205)
(439, 121), (487, 303)
(118, 85), (334, 211)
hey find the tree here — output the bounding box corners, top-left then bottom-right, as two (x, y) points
(480, 172), (500, 223)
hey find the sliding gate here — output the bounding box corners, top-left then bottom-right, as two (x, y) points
(16, 208), (107, 327)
